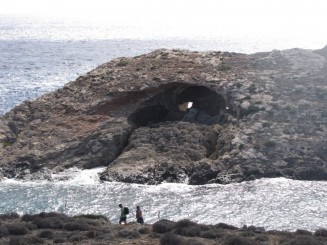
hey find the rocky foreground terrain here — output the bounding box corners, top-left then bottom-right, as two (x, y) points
(0, 212), (327, 245)
(0, 46), (326, 184)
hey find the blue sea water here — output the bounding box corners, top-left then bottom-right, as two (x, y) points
(1, 168), (327, 231)
(0, 15), (326, 230)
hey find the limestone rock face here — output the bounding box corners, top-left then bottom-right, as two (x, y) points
(0, 47), (326, 184)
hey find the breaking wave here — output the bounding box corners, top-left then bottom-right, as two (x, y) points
(1, 167), (326, 231)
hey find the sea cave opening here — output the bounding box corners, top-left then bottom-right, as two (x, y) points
(128, 83), (227, 127)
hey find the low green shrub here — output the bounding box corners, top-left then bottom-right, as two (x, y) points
(248, 84), (257, 93)
(38, 229), (54, 239)
(314, 228), (327, 237)
(175, 219), (198, 229)
(262, 122), (272, 128)
(116, 60), (128, 66)
(73, 214), (108, 221)
(153, 220), (176, 234)
(160, 233), (183, 245)
(217, 63), (231, 71)
(185, 239), (205, 245)
(224, 235), (253, 245)
(6, 224), (29, 235)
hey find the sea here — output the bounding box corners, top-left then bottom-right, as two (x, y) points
(0, 15), (326, 231)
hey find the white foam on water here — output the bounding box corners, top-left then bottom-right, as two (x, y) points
(50, 166), (106, 185)
(1, 170), (327, 231)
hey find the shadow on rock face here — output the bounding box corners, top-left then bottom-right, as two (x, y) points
(98, 83), (233, 184)
(127, 83), (228, 127)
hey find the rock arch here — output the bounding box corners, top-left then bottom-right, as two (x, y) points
(128, 83), (227, 127)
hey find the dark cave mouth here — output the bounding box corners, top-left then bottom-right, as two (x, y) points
(128, 83), (228, 127)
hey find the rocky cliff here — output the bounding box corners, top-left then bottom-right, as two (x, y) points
(0, 46), (326, 184)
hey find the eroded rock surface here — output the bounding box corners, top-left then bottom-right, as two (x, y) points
(0, 46), (326, 184)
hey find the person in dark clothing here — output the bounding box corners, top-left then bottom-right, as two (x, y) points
(119, 204), (127, 224)
(136, 206), (144, 224)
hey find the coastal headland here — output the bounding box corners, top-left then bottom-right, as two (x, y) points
(0, 46), (327, 184)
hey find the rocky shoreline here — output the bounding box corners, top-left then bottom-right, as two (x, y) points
(0, 46), (327, 184)
(0, 212), (326, 245)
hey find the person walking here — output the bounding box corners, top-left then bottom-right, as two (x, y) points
(119, 204), (127, 224)
(136, 206), (144, 224)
